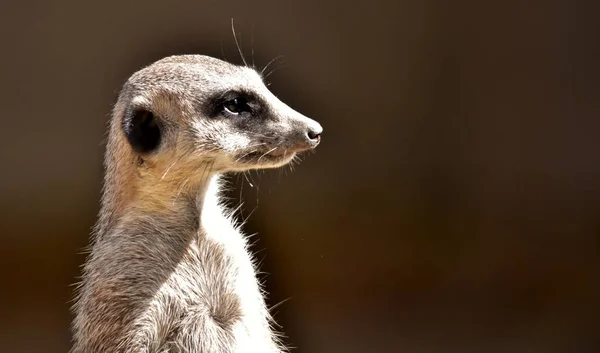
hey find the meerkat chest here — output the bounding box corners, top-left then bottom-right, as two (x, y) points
(166, 232), (263, 313)
(148, 230), (273, 352)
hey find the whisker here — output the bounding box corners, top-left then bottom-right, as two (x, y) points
(248, 170), (259, 195)
(236, 151), (258, 163)
(243, 172), (254, 188)
(161, 144), (197, 180)
(174, 175), (192, 206)
(219, 39), (228, 62)
(264, 64), (291, 79)
(235, 143), (268, 162)
(269, 297), (293, 319)
(173, 160), (213, 205)
(242, 197), (259, 225)
(231, 18), (248, 67)
(251, 22), (256, 69)
(261, 55), (284, 76)
(161, 157), (180, 180)
(258, 147), (278, 163)
(238, 172), (245, 206)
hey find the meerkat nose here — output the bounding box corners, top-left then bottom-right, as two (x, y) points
(305, 123), (323, 147)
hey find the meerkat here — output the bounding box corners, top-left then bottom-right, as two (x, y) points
(70, 54), (323, 353)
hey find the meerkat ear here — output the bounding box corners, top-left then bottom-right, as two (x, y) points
(123, 109), (162, 154)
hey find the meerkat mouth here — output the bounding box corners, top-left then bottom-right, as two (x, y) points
(236, 148), (298, 167)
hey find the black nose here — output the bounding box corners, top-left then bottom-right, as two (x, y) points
(306, 126), (323, 144)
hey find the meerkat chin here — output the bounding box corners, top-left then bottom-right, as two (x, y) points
(70, 54), (323, 353)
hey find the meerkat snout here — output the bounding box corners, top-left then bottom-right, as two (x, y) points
(273, 106), (323, 153)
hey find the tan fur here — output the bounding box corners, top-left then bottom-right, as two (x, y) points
(71, 55), (322, 352)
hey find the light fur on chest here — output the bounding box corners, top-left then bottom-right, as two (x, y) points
(129, 229), (275, 353)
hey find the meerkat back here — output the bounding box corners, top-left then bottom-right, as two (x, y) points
(70, 55), (322, 353)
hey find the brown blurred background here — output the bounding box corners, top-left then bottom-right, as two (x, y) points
(1, 0), (599, 352)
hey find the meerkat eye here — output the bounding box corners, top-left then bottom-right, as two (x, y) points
(223, 97), (252, 115)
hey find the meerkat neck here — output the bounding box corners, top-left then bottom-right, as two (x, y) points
(73, 167), (238, 352)
(94, 137), (222, 243)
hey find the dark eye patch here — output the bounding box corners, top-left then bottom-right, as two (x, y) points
(223, 96), (252, 114)
(206, 90), (263, 118)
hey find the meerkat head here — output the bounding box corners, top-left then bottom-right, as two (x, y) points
(112, 55), (322, 182)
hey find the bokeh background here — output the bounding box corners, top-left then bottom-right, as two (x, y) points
(1, 1), (599, 352)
